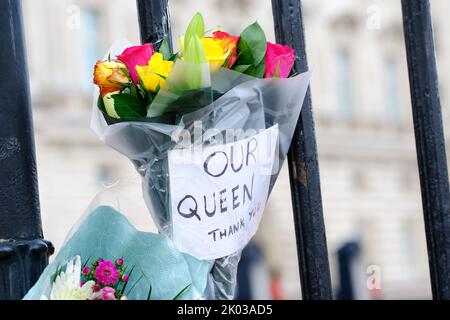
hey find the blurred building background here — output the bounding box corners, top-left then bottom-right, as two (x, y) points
(21, 0), (450, 299)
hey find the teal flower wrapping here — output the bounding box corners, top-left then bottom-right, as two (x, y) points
(24, 206), (209, 300)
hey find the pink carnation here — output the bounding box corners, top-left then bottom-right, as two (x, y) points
(94, 260), (119, 285)
(264, 42), (296, 78)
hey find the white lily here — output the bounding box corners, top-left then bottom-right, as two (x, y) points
(42, 256), (96, 300)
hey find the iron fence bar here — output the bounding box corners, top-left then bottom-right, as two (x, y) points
(401, 0), (450, 300)
(271, 0), (332, 300)
(0, 0), (53, 300)
(136, 0), (239, 300)
(136, 0), (173, 50)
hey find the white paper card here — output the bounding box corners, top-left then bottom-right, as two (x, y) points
(168, 125), (279, 260)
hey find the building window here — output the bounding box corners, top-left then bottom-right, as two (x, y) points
(336, 49), (353, 119)
(383, 57), (401, 123)
(81, 8), (101, 88)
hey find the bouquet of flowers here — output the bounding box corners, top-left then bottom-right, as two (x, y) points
(39, 255), (192, 300)
(90, 13), (310, 299)
(24, 203), (208, 300)
(41, 256), (139, 300)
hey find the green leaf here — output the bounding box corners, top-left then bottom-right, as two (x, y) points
(120, 265), (135, 295)
(168, 53), (178, 62)
(97, 94), (107, 114)
(184, 13), (204, 53)
(165, 87), (212, 115)
(273, 61), (281, 78)
(159, 38), (171, 60)
(147, 87), (212, 118)
(129, 82), (138, 97)
(111, 94), (146, 119)
(126, 274), (144, 296)
(232, 64), (251, 73)
(245, 59), (266, 78)
(146, 283), (153, 300)
(172, 283), (192, 300)
(236, 21), (266, 66)
(82, 257), (91, 269)
(51, 265), (62, 283)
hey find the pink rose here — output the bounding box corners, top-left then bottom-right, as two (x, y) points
(264, 42), (295, 78)
(117, 44), (154, 84)
(102, 286), (116, 300)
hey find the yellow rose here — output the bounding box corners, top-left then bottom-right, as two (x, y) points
(136, 53), (174, 92)
(200, 37), (231, 71)
(93, 60), (129, 96)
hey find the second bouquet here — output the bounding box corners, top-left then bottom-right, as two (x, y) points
(91, 13), (310, 299)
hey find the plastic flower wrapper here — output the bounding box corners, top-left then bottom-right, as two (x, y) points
(23, 187), (209, 300)
(91, 15), (311, 300)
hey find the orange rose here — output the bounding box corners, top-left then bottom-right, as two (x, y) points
(93, 60), (130, 96)
(212, 31), (239, 68)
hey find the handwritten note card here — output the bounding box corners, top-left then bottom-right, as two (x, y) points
(168, 125), (279, 260)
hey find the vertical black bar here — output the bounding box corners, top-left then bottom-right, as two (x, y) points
(0, 0), (53, 300)
(272, 0), (332, 299)
(401, 0), (450, 300)
(136, 0), (172, 50)
(136, 0), (238, 300)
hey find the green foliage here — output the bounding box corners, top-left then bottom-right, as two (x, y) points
(149, 87), (213, 119)
(232, 64), (251, 73)
(110, 94), (147, 119)
(245, 60), (266, 78)
(234, 21), (267, 78)
(172, 284), (192, 300)
(159, 38), (178, 61)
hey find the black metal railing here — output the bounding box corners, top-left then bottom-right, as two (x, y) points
(271, 0), (332, 299)
(0, 0), (53, 300)
(401, 0), (450, 300)
(0, 0), (448, 300)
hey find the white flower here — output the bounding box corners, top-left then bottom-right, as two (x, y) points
(43, 256), (96, 300)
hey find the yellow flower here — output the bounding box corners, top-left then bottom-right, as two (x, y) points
(200, 37), (231, 71)
(136, 53), (174, 92)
